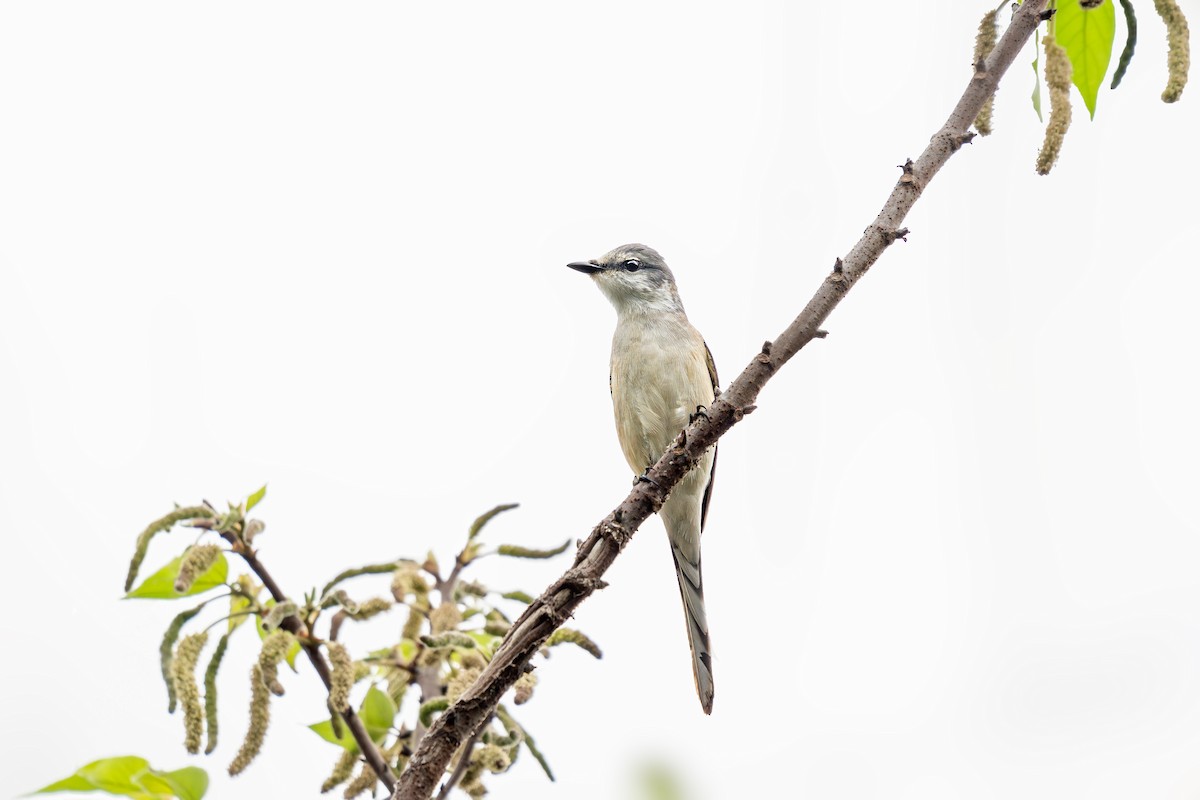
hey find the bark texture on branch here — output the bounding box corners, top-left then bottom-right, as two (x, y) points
(393, 4), (1048, 798)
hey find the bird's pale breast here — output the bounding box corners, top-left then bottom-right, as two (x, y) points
(609, 314), (713, 475)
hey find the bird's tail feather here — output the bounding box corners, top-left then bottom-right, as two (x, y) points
(671, 545), (714, 714)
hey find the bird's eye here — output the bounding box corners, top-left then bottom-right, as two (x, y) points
(623, 259), (642, 272)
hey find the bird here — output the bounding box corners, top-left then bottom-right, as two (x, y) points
(567, 243), (719, 714)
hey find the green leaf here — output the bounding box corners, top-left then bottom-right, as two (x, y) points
(34, 773), (99, 793)
(1032, 48), (1044, 121)
(125, 554), (228, 600)
(32, 756), (207, 799)
(228, 579), (258, 633)
(1055, 0), (1117, 118)
(397, 639), (418, 662)
(360, 686), (397, 741)
(308, 718), (359, 753)
(75, 756), (149, 796)
(467, 503), (519, 540)
(133, 768), (207, 800)
(308, 685), (397, 752)
(245, 484), (267, 512)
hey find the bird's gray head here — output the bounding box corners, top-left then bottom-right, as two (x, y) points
(566, 243), (683, 315)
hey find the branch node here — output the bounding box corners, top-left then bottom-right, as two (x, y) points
(740, 404), (758, 416)
(565, 574), (608, 593)
(960, 131), (978, 147)
(599, 520), (631, 548)
(886, 227), (910, 244)
(833, 257), (844, 274)
(973, 57), (988, 79)
(813, 329), (829, 339)
(898, 158), (916, 186)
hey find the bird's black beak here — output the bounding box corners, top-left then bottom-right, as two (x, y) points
(567, 260), (602, 274)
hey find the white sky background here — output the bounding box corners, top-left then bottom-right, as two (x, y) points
(2, 1), (1199, 798)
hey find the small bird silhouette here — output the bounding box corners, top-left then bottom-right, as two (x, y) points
(568, 243), (718, 714)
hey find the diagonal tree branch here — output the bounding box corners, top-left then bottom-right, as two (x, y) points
(393, 3), (1049, 797)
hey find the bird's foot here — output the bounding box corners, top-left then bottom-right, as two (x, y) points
(633, 469), (661, 489)
(689, 405), (710, 423)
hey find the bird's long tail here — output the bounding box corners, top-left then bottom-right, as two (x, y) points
(670, 544), (714, 714)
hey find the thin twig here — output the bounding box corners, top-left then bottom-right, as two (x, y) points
(435, 717), (487, 800)
(218, 533), (399, 792)
(392, 4), (1049, 798)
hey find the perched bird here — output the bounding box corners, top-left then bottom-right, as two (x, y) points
(567, 243), (719, 714)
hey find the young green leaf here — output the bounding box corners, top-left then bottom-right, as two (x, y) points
(359, 686), (398, 741)
(126, 554), (228, 600)
(66, 756), (149, 797)
(1055, 0), (1117, 118)
(313, 684), (397, 751)
(467, 503), (519, 540)
(397, 638), (419, 662)
(1032, 44), (1044, 121)
(228, 578), (259, 633)
(34, 755), (148, 796)
(32, 756), (208, 800)
(245, 484), (267, 512)
(308, 718), (359, 753)
(135, 767), (208, 800)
